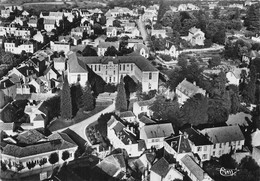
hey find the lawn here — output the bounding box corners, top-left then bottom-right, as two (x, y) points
(48, 101), (112, 132)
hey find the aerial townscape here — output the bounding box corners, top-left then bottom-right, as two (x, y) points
(1, 0), (260, 180)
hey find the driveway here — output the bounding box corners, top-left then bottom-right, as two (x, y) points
(54, 102), (115, 144)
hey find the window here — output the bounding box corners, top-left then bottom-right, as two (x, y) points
(77, 74), (81, 82)
(131, 64), (133, 71)
(114, 70), (116, 75)
(94, 65), (97, 71)
(219, 143), (222, 148)
(238, 141), (240, 146)
(123, 64), (125, 71)
(213, 151), (215, 156)
(109, 77), (112, 82)
(149, 72), (152, 79)
(113, 77), (115, 82)
(197, 146), (202, 152)
(202, 154), (207, 160)
(148, 83), (151, 89)
(99, 65), (101, 71)
(204, 146), (207, 151)
(219, 150), (221, 155)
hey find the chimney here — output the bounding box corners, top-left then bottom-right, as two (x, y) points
(193, 81), (196, 86)
(26, 69), (29, 76)
(3, 82), (6, 88)
(183, 132), (188, 139)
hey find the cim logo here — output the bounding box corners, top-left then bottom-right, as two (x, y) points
(216, 167), (239, 177)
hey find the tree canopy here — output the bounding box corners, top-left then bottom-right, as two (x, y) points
(115, 77), (128, 112)
(60, 75), (72, 120)
(82, 45), (98, 56)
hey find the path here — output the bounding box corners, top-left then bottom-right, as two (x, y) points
(54, 102), (115, 144)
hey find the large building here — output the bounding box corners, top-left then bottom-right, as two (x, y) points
(65, 53), (159, 92)
(1, 129), (78, 173)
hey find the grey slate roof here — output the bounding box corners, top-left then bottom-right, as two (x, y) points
(141, 123), (174, 139)
(176, 79), (205, 97)
(120, 111), (135, 118)
(139, 116), (155, 124)
(181, 155), (207, 181)
(182, 127), (212, 146)
(150, 157), (170, 177)
(201, 125), (245, 144)
(67, 53), (88, 73)
(2, 133), (77, 158)
(78, 55), (158, 72)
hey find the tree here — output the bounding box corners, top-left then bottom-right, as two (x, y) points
(60, 75), (72, 120)
(26, 161), (36, 170)
(113, 19), (121, 27)
(49, 152), (59, 169)
(82, 81), (95, 111)
(244, 4), (260, 32)
(15, 162), (24, 172)
(39, 158), (47, 168)
(93, 23), (103, 35)
(212, 7), (220, 19)
(208, 56), (221, 68)
(104, 46), (119, 56)
(179, 94), (209, 126)
(150, 95), (182, 127)
(161, 11), (175, 27)
(157, 0), (170, 23)
(230, 156), (260, 181)
(115, 76), (128, 112)
(242, 65), (257, 104)
(229, 87), (240, 114)
(171, 16), (182, 33)
(62, 151), (70, 161)
(82, 45), (98, 56)
(219, 154), (237, 169)
(1, 161), (7, 171)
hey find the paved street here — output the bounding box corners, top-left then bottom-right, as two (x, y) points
(55, 101), (115, 144)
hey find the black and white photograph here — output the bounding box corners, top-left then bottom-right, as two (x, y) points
(0, 0), (260, 180)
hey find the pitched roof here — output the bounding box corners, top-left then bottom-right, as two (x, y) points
(150, 157), (170, 177)
(182, 127), (212, 146)
(176, 79), (205, 97)
(2, 132), (77, 158)
(165, 134), (192, 154)
(0, 78), (15, 89)
(97, 153), (126, 179)
(136, 97), (156, 107)
(17, 66), (37, 77)
(226, 112), (252, 126)
(139, 116), (156, 124)
(181, 155), (207, 181)
(108, 116), (137, 145)
(107, 27), (117, 33)
(49, 12), (63, 17)
(16, 129), (46, 144)
(28, 19), (37, 24)
(133, 43), (149, 53)
(119, 111), (135, 118)
(201, 125), (245, 144)
(141, 123), (174, 139)
(67, 52), (88, 73)
(98, 41), (119, 49)
(78, 55), (158, 72)
(44, 19), (56, 24)
(34, 114), (45, 121)
(0, 122), (14, 131)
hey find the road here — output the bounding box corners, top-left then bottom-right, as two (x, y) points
(54, 101), (115, 145)
(137, 17), (148, 42)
